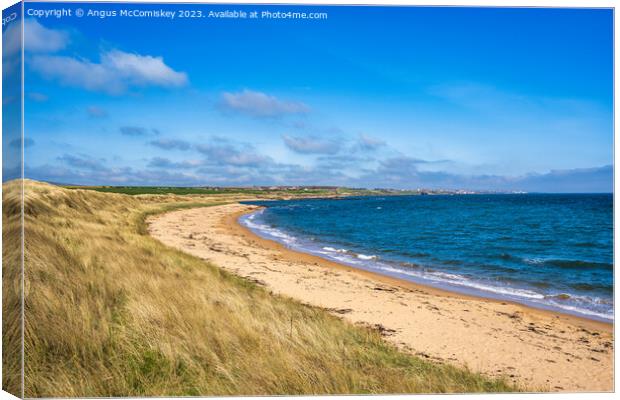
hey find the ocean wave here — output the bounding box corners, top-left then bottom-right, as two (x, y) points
(384, 264), (612, 319)
(239, 209), (613, 321)
(544, 292), (612, 305)
(545, 293), (573, 301)
(321, 246), (378, 261)
(374, 263), (611, 320)
(523, 257), (545, 265)
(322, 246), (348, 253)
(375, 264), (546, 300)
(241, 210), (298, 246)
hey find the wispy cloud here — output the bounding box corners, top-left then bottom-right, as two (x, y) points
(24, 19), (70, 53)
(148, 157), (201, 169)
(219, 89), (310, 118)
(282, 134), (341, 155)
(120, 126), (159, 137)
(57, 154), (106, 171)
(513, 165), (613, 193)
(26, 162), (202, 186)
(196, 138), (272, 167)
(357, 133), (386, 151)
(358, 156), (612, 192)
(31, 49), (188, 94)
(150, 138), (191, 151)
(30, 144), (613, 192)
(316, 154), (375, 171)
(3, 18), (22, 58)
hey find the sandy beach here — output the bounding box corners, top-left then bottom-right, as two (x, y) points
(148, 203), (614, 392)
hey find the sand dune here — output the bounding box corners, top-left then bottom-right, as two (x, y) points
(148, 203), (614, 392)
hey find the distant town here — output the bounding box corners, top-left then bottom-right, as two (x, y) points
(195, 185), (527, 195)
(61, 182), (528, 196)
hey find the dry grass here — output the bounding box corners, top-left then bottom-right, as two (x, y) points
(3, 180), (517, 397)
(2, 179), (23, 397)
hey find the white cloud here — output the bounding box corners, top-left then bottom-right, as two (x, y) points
(195, 140), (272, 167)
(358, 133), (386, 151)
(3, 18), (22, 78)
(150, 138), (191, 151)
(120, 126), (159, 137)
(102, 50), (188, 88)
(3, 19), (21, 57)
(31, 49), (188, 94)
(25, 19), (69, 53)
(148, 157), (202, 169)
(20, 19), (187, 94)
(283, 134), (341, 155)
(220, 89), (310, 118)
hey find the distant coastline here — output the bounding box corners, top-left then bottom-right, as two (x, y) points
(59, 182), (614, 197)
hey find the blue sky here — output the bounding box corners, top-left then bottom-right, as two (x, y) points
(18, 2), (613, 191)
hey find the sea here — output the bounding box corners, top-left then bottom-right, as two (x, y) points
(239, 194), (613, 322)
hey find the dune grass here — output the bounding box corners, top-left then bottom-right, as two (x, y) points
(3, 180), (518, 397)
(2, 180), (23, 397)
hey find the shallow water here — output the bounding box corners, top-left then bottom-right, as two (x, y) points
(240, 194), (613, 321)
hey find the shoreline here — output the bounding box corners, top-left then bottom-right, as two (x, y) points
(148, 203), (614, 392)
(236, 206), (613, 330)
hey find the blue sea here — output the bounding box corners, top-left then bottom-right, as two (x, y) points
(239, 194), (613, 322)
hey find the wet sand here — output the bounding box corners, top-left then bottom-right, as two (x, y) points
(148, 203), (614, 392)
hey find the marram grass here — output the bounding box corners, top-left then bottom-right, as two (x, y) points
(3, 180), (518, 397)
